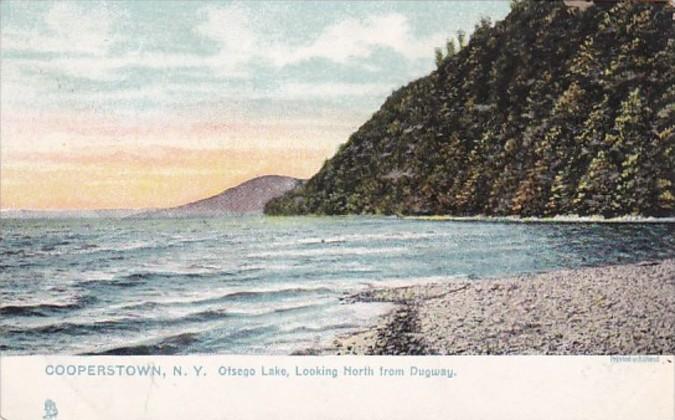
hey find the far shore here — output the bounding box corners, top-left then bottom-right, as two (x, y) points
(3, 210), (675, 224)
(315, 259), (675, 355)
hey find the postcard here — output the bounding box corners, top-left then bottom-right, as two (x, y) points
(0, 1), (673, 419)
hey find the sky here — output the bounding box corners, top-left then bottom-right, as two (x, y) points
(0, 1), (511, 210)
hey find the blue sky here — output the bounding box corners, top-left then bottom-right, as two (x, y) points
(2, 1), (511, 117)
(0, 1), (512, 209)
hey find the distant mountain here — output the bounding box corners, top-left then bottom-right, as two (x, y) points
(266, 0), (674, 217)
(145, 175), (303, 217)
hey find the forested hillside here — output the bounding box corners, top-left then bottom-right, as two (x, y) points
(265, 0), (674, 217)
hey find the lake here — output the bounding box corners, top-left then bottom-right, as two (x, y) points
(1, 216), (673, 354)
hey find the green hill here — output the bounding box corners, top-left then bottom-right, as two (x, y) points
(265, 0), (674, 217)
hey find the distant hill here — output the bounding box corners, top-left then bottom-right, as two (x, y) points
(145, 175), (303, 217)
(266, 0), (674, 217)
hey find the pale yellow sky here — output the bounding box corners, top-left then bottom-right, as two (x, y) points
(0, 111), (353, 209)
(1, 146), (335, 210)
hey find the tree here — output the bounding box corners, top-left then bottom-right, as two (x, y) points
(570, 37), (601, 89)
(609, 88), (655, 214)
(509, 0), (528, 11)
(547, 166), (575, 215)
(435, 47), (444, 68)
(575, 150), (621, 217)
(457, 30), (467, 49)
(446, 38), (456, 57)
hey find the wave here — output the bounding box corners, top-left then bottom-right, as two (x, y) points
(195, 286), (335, 306)
(90, 323), (279, 355)
(5, 307), (235, 338)
(217, 324), (278, 342)
(0, 249), (29, 257)
(271, 301), (330, 315)
(88, 332), (201, 355)
(280, 322), (360, 335)
(247, 246), (407, 258)
(116, 285), (336, 310)
(78, 270), (237, 288)
(0, 295), (98, 317)
(267, 231), (444, 248)
(75, 234), (229, 257)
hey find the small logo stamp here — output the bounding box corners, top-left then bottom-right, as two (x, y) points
(43, 399), (58, 420)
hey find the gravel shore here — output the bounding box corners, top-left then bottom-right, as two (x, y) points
(328, 259), (675, 355)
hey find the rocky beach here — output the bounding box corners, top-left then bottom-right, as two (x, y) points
(328, 259), (675, 355)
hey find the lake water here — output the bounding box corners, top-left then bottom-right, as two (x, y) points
(1, 216), (674, 354)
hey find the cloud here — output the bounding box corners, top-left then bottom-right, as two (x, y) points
(195, 4), (257, 67)
(44, 2), (116, 54)
(2, 3), (249, 82)
(9, 51), (246, 83)
(2, 3), (443, 82)
(194, 5), (445, 68)
(268, 13), (445, 67)
(2, 2), (116, 56)
(1, 2), (442, 113)
(272, 82), (394, 99)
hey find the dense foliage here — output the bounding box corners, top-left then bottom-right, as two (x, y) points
(266, 0), (674, 217)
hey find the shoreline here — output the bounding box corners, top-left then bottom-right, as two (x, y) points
(322, 259), (675, 355)
(405, 215), (675, 224)
(3, 211), (675, 224)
